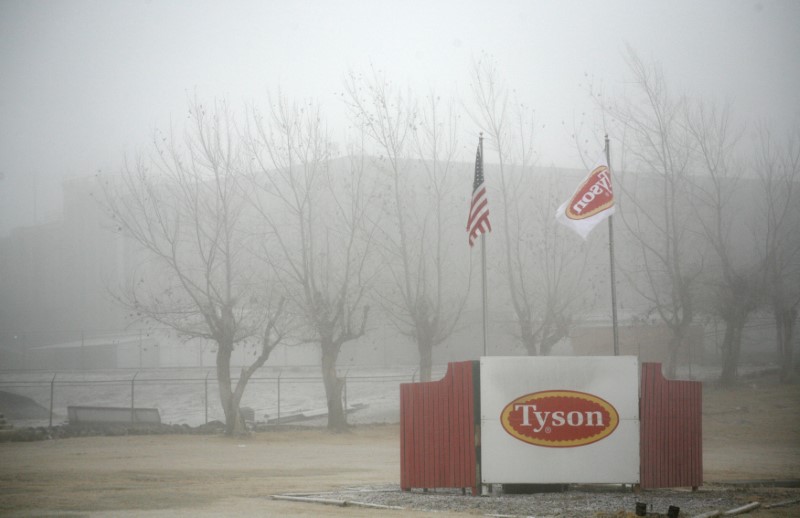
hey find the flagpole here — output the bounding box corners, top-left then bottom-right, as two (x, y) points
(480, 133), (488, 357)
(605, 134), (620, 356)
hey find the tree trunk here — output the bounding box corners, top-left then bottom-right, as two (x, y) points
(539, 318), (569, 357)
(719, 317), (744, 386)
(777, 307), (798, 383)
(321, 341), (347, 431)
(666, 336), (680, 378)
(539, 338), (555, 357)
(418, 338), (433, 382)
(216, 344), (242, 436)
(520, 320), (538, 356)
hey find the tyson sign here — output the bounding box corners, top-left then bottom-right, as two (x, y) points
(500, 390), (619, 447)
(480, 356), (639, 484)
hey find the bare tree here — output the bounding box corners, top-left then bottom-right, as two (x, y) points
(686, 101), (759, 385)
(343, 69), (467, 381)
(755, 125), (800, 383)
(246, 95), (374, 430)
(602, 48), (702, 376)
(470, 57), (591, 356)
(100, 98), (285, 435)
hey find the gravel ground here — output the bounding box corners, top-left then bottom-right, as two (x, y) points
(1, 369), (797, 517)
(281, 483), (800, 517)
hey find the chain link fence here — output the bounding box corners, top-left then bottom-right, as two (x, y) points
(0, 366), (446, 429)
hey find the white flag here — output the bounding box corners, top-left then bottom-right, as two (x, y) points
(555, 157), (615, 239)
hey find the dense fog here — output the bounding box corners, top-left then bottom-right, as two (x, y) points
(1, 1), (799, 433)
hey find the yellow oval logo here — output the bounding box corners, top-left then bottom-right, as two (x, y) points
(565, 165), (614, 220)
(500, 390), (619, 447)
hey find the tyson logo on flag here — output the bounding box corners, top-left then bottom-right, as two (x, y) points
(565, 164), (613, 220)
(500, 390), (619, 447)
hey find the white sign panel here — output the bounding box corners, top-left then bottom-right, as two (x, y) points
(480, 356), (639, 484)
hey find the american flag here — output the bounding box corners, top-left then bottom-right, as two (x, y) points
(467, 141), (491, 247)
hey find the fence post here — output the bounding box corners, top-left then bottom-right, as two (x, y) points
(204, 370), (210, 425)
(343, 371), (348, 414)
(131, 371), (138, 424)
(49, 373), (56, 428)
(277, 371), (282, 422)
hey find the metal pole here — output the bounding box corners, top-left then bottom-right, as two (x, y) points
(481, 234), (488, 357)
(605, 135), (620, 356)
(343, 373), (348, 414)
(204, 370), (210, 424)
(480, 133), (488, 357)
(49, 374), (56, 428)
(277, 371), (282, 422)
(131, 371), (138, 423)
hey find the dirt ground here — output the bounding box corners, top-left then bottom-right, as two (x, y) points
(0, 374), (798, 517)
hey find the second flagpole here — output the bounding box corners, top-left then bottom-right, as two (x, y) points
(605, 134), (620, 356)
(480, 134), (488, 357)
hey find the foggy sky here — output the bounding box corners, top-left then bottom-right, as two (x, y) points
(1, 0), (799, 236)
